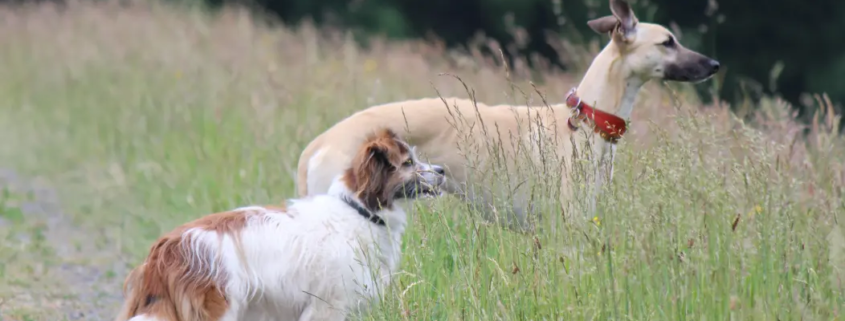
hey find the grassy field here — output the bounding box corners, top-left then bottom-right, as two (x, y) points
(0, 1), (843, 320)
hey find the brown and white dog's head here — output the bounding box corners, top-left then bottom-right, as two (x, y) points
(338, 128), (446, 212)
(587, 0), (720, 83)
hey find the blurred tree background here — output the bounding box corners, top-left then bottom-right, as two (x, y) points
(241, 0), (844, 117)
(17, 0), (845, 116)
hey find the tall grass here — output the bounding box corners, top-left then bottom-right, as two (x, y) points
(0, 1), (842, 320)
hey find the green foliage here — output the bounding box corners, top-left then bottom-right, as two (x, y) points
(0, 2), (843, 319)
(227, 0), (845, 117)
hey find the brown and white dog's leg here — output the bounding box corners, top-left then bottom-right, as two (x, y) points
(297, 295), (349, 321)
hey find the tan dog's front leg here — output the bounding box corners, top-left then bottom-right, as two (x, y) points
(298, 299), (348, 321)
(609, 143), (618, 182)
(588, 140), (615, 218)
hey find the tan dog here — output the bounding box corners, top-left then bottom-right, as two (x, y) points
(296, 0), (720, 228)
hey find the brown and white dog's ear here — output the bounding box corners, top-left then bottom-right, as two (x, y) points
(361, 128), (402, 167)
(351, 128), (403, 209)
(587, 0), (638, 44)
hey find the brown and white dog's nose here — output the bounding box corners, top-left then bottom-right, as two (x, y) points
(432, 165), (445, 176)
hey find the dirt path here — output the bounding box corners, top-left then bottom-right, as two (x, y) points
(0, 168), (127, 321)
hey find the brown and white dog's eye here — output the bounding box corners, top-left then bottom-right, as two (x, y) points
(403, 158), (414, 167)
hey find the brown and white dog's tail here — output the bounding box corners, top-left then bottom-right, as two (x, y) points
(114, 231), (230, 321)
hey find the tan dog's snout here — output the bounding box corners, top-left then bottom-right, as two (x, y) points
(665, 48), (721, 82)
(706, 58), (721, 73)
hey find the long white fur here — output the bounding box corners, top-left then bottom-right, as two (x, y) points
(129, 180), (410, 321)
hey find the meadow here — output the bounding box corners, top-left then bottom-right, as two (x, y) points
(0, 1), (843, 320)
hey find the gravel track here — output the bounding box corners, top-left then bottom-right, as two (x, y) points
(0, 168), (127, 321)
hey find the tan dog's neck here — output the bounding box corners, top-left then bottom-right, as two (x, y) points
(572, 41), (645, 121)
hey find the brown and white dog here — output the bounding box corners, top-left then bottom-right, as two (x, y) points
(115, 128), (445, 321)
(295, 0), (720, 226)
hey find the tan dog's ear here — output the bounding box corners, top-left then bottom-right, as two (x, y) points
(588, 0), (638, 44)
(609, 0), (638, 43)
(587, 15), (619, 35)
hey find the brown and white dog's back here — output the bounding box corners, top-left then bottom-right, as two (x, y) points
(116, 128), (445, 321)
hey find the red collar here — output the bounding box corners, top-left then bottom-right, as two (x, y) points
(565, 88), (628, 143)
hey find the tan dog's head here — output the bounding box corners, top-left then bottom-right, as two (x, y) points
(344, 128), (446, 211)
(587, 0), (720, 83)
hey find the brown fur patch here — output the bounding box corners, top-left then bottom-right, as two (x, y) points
(115, 207), (270, 321)
(263, 204), (288, 212)
(342, 128), (410, 211)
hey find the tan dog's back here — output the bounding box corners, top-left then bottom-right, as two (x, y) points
(296, 95), (573, 231)
(298, 97), (469, 197)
